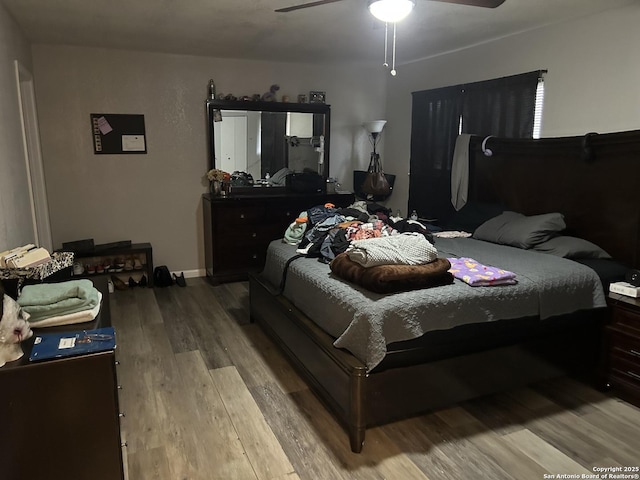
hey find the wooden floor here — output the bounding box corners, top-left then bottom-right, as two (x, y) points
(111, 277), (640, 480)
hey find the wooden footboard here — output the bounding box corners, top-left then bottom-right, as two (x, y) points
(249, 272), (602, 452)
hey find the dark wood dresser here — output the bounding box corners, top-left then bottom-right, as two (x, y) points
(603, 292), (640, 407)
(203, 191), (355, 284)
(0, 277), (124, 480)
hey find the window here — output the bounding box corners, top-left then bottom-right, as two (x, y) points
(533, 77), (545, 139)
(409, 70), (545, 221)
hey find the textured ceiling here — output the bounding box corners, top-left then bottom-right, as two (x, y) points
(2, 0), (636, 65)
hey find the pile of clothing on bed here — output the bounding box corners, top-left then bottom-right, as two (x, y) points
(281, 201), (454, 293)
(16, 279), (102, 328)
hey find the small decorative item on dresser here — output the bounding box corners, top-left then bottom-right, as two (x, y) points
(261, 84), (280, 102)
(309, 91), (326, 103)
(297, 94), (307, 103)
(210, 180), (222, 196)
(207, 168), (231, 196)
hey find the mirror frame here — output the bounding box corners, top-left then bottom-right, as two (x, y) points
(206, 99), (331, 177)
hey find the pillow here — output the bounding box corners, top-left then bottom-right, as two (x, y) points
(571, 258), (629, 291)
(473, 211), (566, 249)
(443, 202), (506, 233)
(533, 236), (611, 259)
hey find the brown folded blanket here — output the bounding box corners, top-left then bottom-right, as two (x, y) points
(329, 254), (454, 294)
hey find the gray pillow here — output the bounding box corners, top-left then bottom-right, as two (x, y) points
(473, 211), (566, 249)
(533, 236), (611, 259)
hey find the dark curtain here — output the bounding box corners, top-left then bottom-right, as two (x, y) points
(462, 73), (539, 138)
(261, 112), (287, 177)
(408, 70), (543, 222)
(408, 86), (462, 220)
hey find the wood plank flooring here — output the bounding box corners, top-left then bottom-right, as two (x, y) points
(111, 278), (640, 480)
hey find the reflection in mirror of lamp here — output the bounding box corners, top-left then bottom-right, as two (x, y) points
(213, 109), (324, 181)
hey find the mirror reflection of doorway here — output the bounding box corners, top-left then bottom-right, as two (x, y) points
(215, 113), (247, 175)
(14, 60), (53, 252)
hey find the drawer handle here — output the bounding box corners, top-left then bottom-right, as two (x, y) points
(121, 442), (128, 448)
(627, 371), (640, 381)
(240, 213), (245, 219)
(630, 349), (640, 357)
(252, 254), (258, 259)
(251, 232), (257, 238)
(119, 412), (126, 418)
(117, 385), (123, 390)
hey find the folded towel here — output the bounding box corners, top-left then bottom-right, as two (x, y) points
(447, 257), (517, 286)
(347, 233), (438, 267)
(18, 279), (100, 321)
(27, 292), (102, 328)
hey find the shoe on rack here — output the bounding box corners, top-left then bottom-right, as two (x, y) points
(128, 277), (137, 288)
(133, 257), (143, 270)
(124, 257), (134, 271)
(73, 261), (84, 276)
(173, 272), (187, 287)
(111, 275), (127, 291)
(114, 257), (125, 272)
(139, 274), (148, 287)
(102, 258), (112, 272)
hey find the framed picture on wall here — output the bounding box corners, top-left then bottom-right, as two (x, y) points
(90, 113), (147, 154)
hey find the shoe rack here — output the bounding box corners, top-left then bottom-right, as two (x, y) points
(71, 242), (154, 287)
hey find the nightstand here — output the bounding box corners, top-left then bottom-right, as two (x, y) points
(603, 292), (640, 407)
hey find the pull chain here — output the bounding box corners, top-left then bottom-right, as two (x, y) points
(383, 22), (389, 67)
(391, 22), (397, 76)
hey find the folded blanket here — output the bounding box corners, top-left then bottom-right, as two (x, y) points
(347, 233), (438, 267)
(448, 257), (517, 286)
(17, 279), (100, 321)
(27, 292), (102, 328)
(330, 254), (453, 293)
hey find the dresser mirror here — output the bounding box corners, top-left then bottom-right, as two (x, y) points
(206, 99), (331, 189)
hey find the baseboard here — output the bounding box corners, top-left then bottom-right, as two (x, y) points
(170, 268), (204, 279)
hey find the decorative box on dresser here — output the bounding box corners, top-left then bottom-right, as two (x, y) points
(603, 292), (640, 408)
(203, 191), (355, 284)
(0, 276), (125, 480)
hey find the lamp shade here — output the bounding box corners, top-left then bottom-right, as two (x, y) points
(363, 120), (387, 135)
(368, 0), (416, 23)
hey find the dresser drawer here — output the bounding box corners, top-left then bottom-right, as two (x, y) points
(214, 246), (265, 271)
(609, 354), (640, 389)
(610, 305), (640, 336)
(609, 331), (640, 365)
(214, 205), (267, 225)
(215, 224), (284, 248)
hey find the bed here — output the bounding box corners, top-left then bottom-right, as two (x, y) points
(249, 129), (640, 452)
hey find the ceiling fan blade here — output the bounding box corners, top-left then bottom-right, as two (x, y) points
(429, 0), (506, 8)
(275, 0), (346, 13)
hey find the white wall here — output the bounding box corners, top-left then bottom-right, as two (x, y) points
(31, 45), (386, 272)
(382, 3), (640, 217)
(0, 3), (35, 252)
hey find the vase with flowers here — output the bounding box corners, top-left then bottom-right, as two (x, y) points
(207, 168), (231, 196)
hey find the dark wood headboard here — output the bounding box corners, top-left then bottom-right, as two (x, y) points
(467, 129), (640, 269)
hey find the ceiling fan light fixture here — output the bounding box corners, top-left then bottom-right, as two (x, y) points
(368, 0), (416, 23)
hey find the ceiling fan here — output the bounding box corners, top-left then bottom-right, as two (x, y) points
(276, 0), (506, 75)
(275, 0), (506, 14)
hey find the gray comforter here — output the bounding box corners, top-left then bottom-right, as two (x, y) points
(260, 237), (606, 371)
